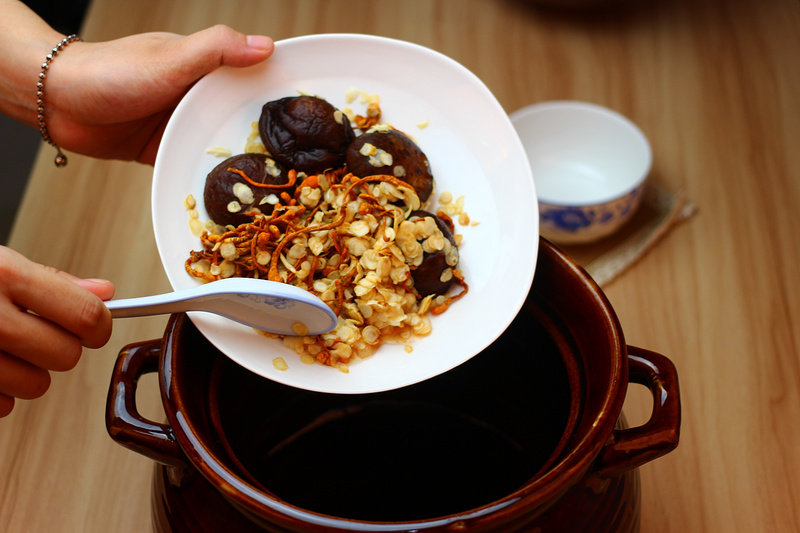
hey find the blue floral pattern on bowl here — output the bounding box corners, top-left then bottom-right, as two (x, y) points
(539, 184), (646, 244)
(236, 292), (296, 310)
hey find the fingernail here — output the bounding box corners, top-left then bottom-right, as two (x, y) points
(77, 278), (116, 301)
(76, 278), (113, 291)
(246, 34), (273, 51)
(82, 278), (112, 286)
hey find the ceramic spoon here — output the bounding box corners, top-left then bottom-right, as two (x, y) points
(105, 278), (338, 336)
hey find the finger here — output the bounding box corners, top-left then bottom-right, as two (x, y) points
(0, 303), (83, 371)
(2, 249), (112, 348)
(0, 351), (51, 400)
(0, 394), (14, 417)
(71, 278), (116, 301)
(55, 268), (116, 301)
(177, 25), (274, 78)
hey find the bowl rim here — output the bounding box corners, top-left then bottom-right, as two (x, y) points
(510, 99), (653, 206)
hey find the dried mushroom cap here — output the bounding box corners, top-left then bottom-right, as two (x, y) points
(259, 96), (355, 174)
(406, 210), (459, 296)
(346, 128), (434, 203)
(204, 153), (290, 226)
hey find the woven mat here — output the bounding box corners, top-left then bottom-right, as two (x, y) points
(556, 182), (697, 287)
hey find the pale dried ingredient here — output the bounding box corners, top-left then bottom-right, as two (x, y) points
(292, 322), (309, 336)
(205, 146), (233, 158)
(233, 182), (255, 205)
(189, 218), (206, 237)
(184, 194), (197, 210)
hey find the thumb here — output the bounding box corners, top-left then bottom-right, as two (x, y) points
(178, 25), (274, 78)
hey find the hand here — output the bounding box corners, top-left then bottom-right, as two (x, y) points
(0, 246), (114, 417)
(0, 1), (274, 165)
(45, 26), (274, 164)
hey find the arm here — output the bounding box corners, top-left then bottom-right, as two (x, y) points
(0, 0), (64, 126)
(0, 0), (274, 164)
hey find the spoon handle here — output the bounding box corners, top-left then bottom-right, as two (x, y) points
(105, 292), (198, 318)
(103, 278), (338, 335)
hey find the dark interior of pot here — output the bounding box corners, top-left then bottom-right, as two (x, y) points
(167, 305), (579, 521)
(164, 240), (625, 525)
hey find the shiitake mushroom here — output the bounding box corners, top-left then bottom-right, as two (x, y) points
(258, 96), (355, 174)
(345, 128), (434, 203)
(408, 210), (459, 296)
(203, 153), (290, 226)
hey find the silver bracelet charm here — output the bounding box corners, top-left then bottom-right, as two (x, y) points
(37, 34), (81, 168)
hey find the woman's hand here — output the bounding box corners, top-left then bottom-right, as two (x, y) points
(0, 246), (114, 417)
(44, 26), (274, 164)
(0, 1), (274, 165)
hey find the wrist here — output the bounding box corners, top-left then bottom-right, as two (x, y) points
(0, 1), (65, 127)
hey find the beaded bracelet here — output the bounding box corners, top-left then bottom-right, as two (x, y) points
(37, 34), (81, 168)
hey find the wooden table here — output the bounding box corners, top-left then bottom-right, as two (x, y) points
(2, 0), (798, 531)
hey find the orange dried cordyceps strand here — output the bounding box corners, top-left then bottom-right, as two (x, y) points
(294, 174), (319, 194)
(256, 232), (272, 248)
(431, 272), (468, 315)
(315, 348), (333, 366)
(226, 167), (298, 190)
(267, 209), (348, 282)
(354, 103), (382, 132)
(184, 257), (215, 282)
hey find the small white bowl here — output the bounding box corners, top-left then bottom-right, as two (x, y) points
(510, 101), (652, 244)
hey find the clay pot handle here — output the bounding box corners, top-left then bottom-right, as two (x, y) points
(105, 339), (186, 467)
(593, 346), (681, 478)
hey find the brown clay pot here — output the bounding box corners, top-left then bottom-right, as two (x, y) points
(107, 239), (680, 532)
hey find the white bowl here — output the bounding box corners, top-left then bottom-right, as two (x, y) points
(152, 34), (538, 394)
(510, 101), (652, 244)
